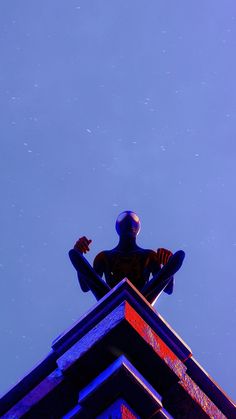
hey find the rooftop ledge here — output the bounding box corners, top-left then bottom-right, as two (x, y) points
(1, 279), (235, 418)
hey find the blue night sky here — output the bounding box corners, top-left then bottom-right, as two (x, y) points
(1, 1), (236, 401)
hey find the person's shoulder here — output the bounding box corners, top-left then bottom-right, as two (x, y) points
(94, 249), (113, 262)
(147, 249), (157, 255)
(104, 247), (120, 256)
(94, 250), (106, 260)
(147, 249), (159, 259)
(139, 248), (157, 256)
(93, 251), (109, 270)
(142, 249), (160, 263)
(135, 247), (158, 260)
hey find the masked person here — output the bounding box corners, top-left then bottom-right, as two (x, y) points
(69, 211), (185, 305)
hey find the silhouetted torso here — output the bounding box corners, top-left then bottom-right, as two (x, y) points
(93, 247), (161, 291)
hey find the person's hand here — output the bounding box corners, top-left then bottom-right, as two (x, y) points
(156, 248), (173, 265)
(74, 236), (92, 254)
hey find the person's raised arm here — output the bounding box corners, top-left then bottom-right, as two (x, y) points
(70, 236), (92, 292)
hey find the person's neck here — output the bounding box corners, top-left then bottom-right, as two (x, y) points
(116, 235), (138, 252)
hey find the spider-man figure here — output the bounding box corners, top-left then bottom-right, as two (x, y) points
(69, 211), (185, 305)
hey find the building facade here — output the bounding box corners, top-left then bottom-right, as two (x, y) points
(0, 279), (235, 418)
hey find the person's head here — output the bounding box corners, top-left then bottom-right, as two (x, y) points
(115, 211), (141, 238)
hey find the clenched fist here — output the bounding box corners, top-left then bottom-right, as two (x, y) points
(156, 248), (173, 266)
(74, 236), (92, 254)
